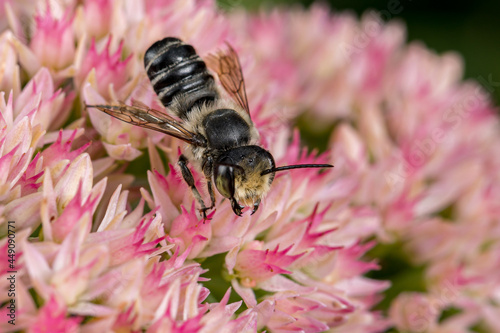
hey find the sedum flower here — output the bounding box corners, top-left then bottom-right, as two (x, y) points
(74, 0), (114, 40)
(235, 4), (500, 332)
(83, 82), (147, 161)
(1, 0), (498, 332)
(28, 295), (83, 333)
(0, 31), (21, 96)
(75, 37), (133, 100)
(30, 6), (75, 72)
(234, 242), (305, 286)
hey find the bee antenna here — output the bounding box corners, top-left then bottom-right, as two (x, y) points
(260, 164), (333, 176)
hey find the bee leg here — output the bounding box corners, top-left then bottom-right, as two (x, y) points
(199, 178), (215, 219)
(251, 199), (261, 215)
(178, 154), (209, 218)
(202, 156), (216, 213)
(230, 198), (244, 217)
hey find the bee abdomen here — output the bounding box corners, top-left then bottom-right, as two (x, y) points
(144, 37), (218, 117)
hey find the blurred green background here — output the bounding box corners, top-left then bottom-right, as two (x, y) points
(219, 0), (500, 105)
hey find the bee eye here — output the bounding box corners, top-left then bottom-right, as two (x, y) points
(214, 164), (235, 199)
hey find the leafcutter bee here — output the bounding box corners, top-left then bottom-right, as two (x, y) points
(87, 37), (332, 217)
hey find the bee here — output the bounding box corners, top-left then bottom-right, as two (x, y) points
(87, 37), (332, 217)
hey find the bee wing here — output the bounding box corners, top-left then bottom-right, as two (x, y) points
(206, 43), (251, 117)
(87, 101), (206, 146)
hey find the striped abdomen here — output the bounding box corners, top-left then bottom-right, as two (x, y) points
(144, 37), (218, 118)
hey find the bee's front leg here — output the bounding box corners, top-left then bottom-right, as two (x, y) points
(202, 155), (216, 215)
(178, 154), (210, 219)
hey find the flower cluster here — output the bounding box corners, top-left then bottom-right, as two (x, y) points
(232, 5), (500, 332)
(0, 0), (498, 332)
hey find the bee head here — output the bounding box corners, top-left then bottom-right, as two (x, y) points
(214, 146), (334, 217)
(214, 146), (275, 216)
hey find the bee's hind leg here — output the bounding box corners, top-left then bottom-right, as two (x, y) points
(178, 154), (211, 219)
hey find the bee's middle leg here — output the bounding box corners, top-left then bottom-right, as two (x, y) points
(178, 154), (209, 218)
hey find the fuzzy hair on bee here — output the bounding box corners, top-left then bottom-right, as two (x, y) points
(178, 98), (260, 162)
(87, 37), (332, 217)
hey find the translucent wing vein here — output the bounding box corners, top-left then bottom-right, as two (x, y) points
(87, 101), (206, 146)
(206, 43), (250, 117)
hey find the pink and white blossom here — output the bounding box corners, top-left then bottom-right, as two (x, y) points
(0, 1), (498, 332)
